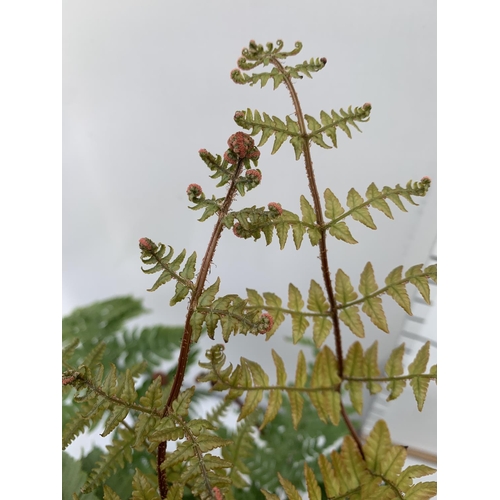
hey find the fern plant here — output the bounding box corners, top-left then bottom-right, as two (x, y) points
(62, 40), (437, 499)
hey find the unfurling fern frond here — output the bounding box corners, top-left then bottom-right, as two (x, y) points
(222, 204), (285, 244)
(198, 149), (236, 188)
(190, 279), (285, 343)
(229, 206), (311, 251)
(230, 40), (326, 91)
(261, 420), (436, 500)
(139, 239), (196, 302)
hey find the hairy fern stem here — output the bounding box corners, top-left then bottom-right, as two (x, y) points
(271, 56), (365, 458)
(156, 159), (246, 498)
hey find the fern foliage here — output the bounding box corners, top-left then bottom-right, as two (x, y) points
(198, 339), (436, 432)
(261, 420), (436, 499)
(234, 105), (371, 159)
(139, 241), (197, 300)
(63, 361), (234, 499)
(63, 39), (437, 500)
(221, 178), (431, 249)
(198, 149), (262, 197)
(230, 40), (324, 90)
(187, 261), (435, 349)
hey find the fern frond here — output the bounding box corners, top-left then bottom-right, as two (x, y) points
(239, 359), (269, 420)
(234, 108), (302, 157)
(63, 362), (152, 450)
(260, 350), (286, 429)
(114, 324), (186, 371)
(165, 484), (183, 500)
(143, 387), (233, 498)
(131, 468), (160, 500)
(198, 146), (263, 195)
(335, 262), (437, 336)
(189, 194), (226, 222)
(300, 196), (321, 245)
(343, 342), (365, 415)
(364, 342), (383, 395)
(62, 452), (101, 500)
(223, 204), (286, 245)
(303, 462), (322, 500)
(358, 262), (389, 333)
(62, 337), (80, 364)
(161, 430), (232, 495)
(192, 283), (286, 343)
(81, 428), (135, 493)
(62, 403), (107, 450)
(228, 206), (313, 250)
(234, 104), (371, 159)
(305, 105), (371, 149)
(287, 351), (307, 430)
(277, 473), (302, 499)
(231, 40), (325, 92)
(133, 377), (163, 448)
(200, 345), (343, 430)
(140, 241), (196, 299)
(324, 178), (432, 243)
(205, 398), (233, 428)
(262, 420), (436, 499)
(186, 261), (433, 345)
(103, 485), (122, 500)
(308, 346), (341, 426)
(223, 410), (260, 489)
(172, 386), (196, 418)
(408, 341), (432, 411)
(249, 394), (352, 493)
(82, 341), (107, 370)
(198, 149), (236, 188)
(288, 283), (310, 343)
(147, 418), (185, 445)
(62, 296), (147, 344)
(342, 341), (436, 411)
(147, 388), (200, 447)
(307, 280), (333, 347)
(222, 179), (431, 251)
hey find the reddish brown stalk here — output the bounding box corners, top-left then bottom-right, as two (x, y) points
(271, 57), (365, 458)
(156, 159), (245, 499)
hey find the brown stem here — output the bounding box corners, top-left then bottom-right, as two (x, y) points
(340, 401), (365, 454)
(156, 158), (245, 499)
(271, 57), (364, 458)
